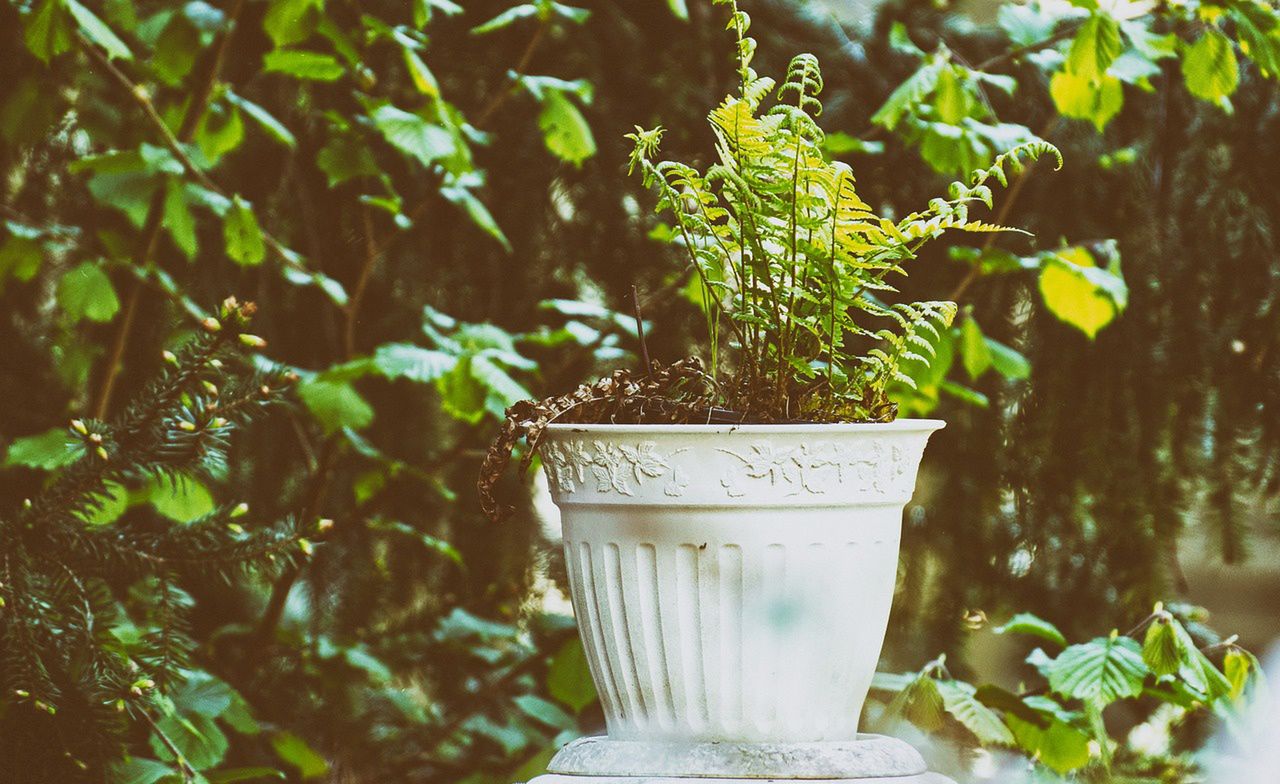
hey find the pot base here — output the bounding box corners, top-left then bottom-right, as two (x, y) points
(533, 735), (953, 781)
(529, 774), (955, 783)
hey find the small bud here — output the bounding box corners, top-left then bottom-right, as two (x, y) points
(202, 380), (219, 396)
(22, 498), (32, 509)
(260, 385), (272, 397)
(209, 358), (223, 369)
(212, 417), (228, 428)
(231, 502), (250, 518)
(88, 433), (103, 445)
(162, 350), (178, 365)
(130, 686), (143, 696)
(285, 372), (300, 384)
(70, 419), (87, 435)
(14, 690), (29, 699)
(239, 333), (268, 349)
(298, 538), (314, 556)
(227, 522), (245, 534)
(0, 596), (6, 608)
(178, 420), (197, 432)
(316, 518), (335, 533)
(95, 446), (109, 461)
(35, 700), (55, 715)
(115, 699), (126, 713)
(202, 317), (222, 333)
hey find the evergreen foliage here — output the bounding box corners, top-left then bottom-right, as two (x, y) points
(0, 297), (305, 776)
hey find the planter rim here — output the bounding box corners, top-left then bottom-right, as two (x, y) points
(545, 418), (945, 435)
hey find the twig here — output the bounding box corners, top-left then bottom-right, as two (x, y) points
(345, 207), (379, 356)
(476, 23), (547, 127)
(139, 708), (198, 782)
(631, 284), (651, 374)
(976, 24), (1080, 71)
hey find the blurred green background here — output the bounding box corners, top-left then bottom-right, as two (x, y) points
(1, 0), (1277, 781)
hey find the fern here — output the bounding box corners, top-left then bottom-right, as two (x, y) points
(629, 3), (1060, 421)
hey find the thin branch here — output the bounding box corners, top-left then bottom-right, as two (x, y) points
(476, 23), (547, 128)
(976, 24), (1079, 71)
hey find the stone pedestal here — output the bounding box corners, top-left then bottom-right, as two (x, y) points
(526, 735), (956, 784)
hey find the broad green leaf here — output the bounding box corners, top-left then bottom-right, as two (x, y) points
(1006, 714), (1091, 774)
(471, 4), (538, 35)
(537, 90), (596, 166)
(987, 339), (1030, 380)
(263, 0), (323, 47)
(3, 427), (78, 469)
(153, 14), (199, 85)
(1230, 3), (1280, 79)
(370, 104), (456, 168)
(196, 104), (246, 163)
(995, 613), (1066, 647)
(471, 354), (531, 417)
(298, 379), (374, 433)
(172, 672), (235, 718)
(371, 343), (456, 383)
(547, 638), (597, 712)
(164, 179), (197, 260)
(514, 694), (577, 730)
(872, 61), (942, 130)
(263, 49), (344, 81)
(1141, 614), (1183, 677)
(58, 261), (120, 322)
(81, 481), (128, 525)
(1046, 634), (1148, 707)
(1224, 647), (1262, 701)
(401, 47), (439, 96)
(271, 731), (328, 779)
(936, 679), (1015, 745)
(0, 227), (44, 287)
(881, 671), (946, 731)
(25, 0), (75, 63)
(1142, 612), (1233, 699)
(959, 316), (992, 379)
(316, 134), (378, 187)
(1050, 71), (1123, 131)
(1182, 29), (1239, 104)
(150, 712), (229, 770)
(439, 182), (511, 252)
(107, 758), (175, 784)
(1038, 248), (1127, 339)
(1067, 13), (1121, 81)
(224, 195), (266, 266)
(225, 91), (296, 148)
(67, 0), (132, 59)
(148, 474), (216, 522)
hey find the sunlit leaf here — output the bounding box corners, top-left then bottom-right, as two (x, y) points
(58, 261), (120, 322)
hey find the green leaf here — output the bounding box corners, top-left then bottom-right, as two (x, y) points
(4, 427), (78, 469)
(1007, 714), (1091, 775)
(995, 613), (1066, 648)
(959, 316), (992, 380)
(107, 758), (175, 784)
(81, 480), (128, 525)
(1046, 634), (1148, 707)
(537, 90), (596, 166)
(263, 0), (323, 47)
(153, 14), (199, 85)
(514, 694), (578, 730)
(148, 474), (216, 522)
(25, 0), (75, 63)
(58, 261), (120, 322)
(986, 339), (1031, 380)
(271, 732), (328, 779)
(439, 182), (511, 252)
(471, 354), (531, 417)
(1050, 71), (1123, 131)
(225, 91), (296, 148)
(370, 104), (456, 168)
(872, 61), (942, 130)
(1068, 13), (1121, 81)
(196, 105), (245, 162)
(172, 672), (235, 718)
(401, 47), (439, 96)
(263, 49), (344, 81)
(223, 195), (266, 266)
(936, 679), (1015, 745)
(1141, 615), (1183, 677)
(164, 179), (197, 260)
(1142, 612), (1233, 699)
(1038, 247), (1127, 339)
(150, 712), (229, 770)
(471, 4), (538, 35)
(298, 379), (374, 433)
(316, 134), (378, 187)
(1182, 28), (1239, 104)
(371, 343), (457, 383)
(66, 0), (132, 59)
(547, 638), (597, 712)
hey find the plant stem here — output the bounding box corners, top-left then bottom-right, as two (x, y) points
(476, 23), (547, 128)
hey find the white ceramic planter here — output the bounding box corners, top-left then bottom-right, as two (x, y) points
(540, 420), (944, 744)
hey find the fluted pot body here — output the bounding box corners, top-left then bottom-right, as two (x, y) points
(540, 420), (943, 744)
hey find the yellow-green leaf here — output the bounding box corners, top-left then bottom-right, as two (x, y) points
(223, 195), (265, 266)
(1182, 28), (1239, 103)
(1067, 13), (1121, 81)
(1050, 71), (1123, 131)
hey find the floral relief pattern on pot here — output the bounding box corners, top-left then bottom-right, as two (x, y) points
(718, 439), (910, 497)
(542, 440), (691, 497)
